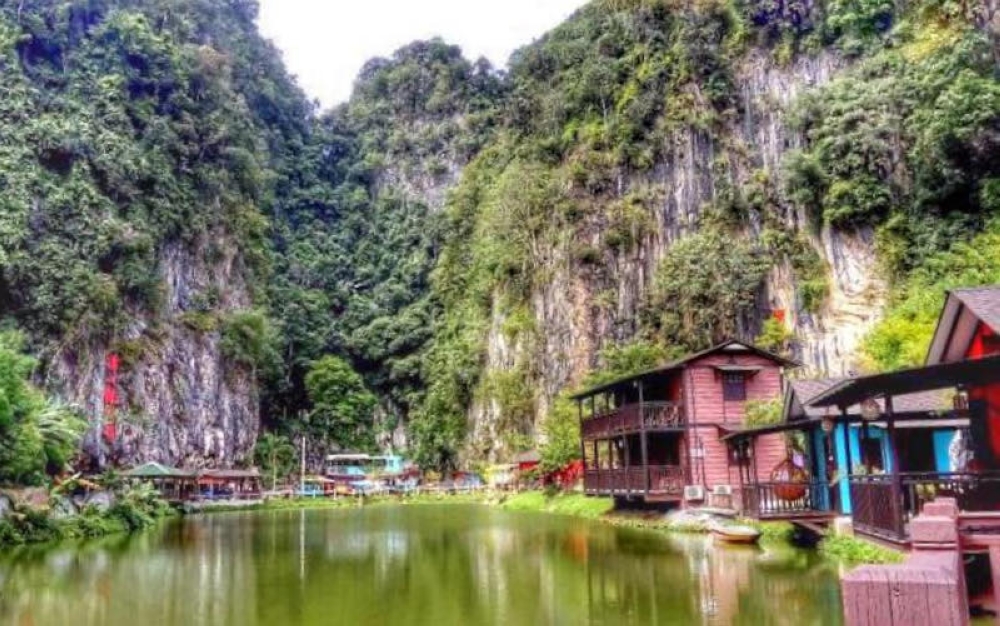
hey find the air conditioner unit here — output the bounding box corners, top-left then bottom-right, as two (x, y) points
(684, 485), (705, 502)
(712, 485), (733, 497)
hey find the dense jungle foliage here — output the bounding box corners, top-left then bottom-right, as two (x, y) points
(1, 0), (999, 471)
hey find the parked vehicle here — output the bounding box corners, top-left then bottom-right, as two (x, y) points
(325, 453), (419, 494)
(443, 472), (484, 493)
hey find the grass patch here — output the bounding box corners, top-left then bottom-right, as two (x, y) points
(499, 491), (614, 519)
(819, 534), (904, 565)
(738, 519), (796, 543)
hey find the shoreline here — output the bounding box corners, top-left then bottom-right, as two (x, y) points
(186, 489), (903, 565)
(0, 488), (174, 549)
(0, 487), (902, 566)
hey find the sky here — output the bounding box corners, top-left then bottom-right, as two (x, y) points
(257, 0), (588, 109)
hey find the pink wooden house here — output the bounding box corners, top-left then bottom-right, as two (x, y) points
(573, 340), (797, 508)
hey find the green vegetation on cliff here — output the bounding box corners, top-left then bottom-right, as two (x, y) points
(0, 1), (274, 340)
(0, 333), (86, 485)
(1, 0), (1000, 470)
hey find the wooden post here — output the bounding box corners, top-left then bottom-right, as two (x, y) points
(887, 395), (904, 539)
(578, 400), (586, 468)
(807, 426), (820, 510)
(300, 434), (307, 496)
(842, 407), (853, 515)
(842, 408), (854, 475)
(990, 546), (1000, 626)
(639, 380), (650, 495)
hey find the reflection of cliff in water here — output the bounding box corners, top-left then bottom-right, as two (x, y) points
(0, 506), (843, 626)
(0, 520), (259, 626)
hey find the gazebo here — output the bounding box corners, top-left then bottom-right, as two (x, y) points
(196, 469), (262, 500)
(124, 462), (197, 503)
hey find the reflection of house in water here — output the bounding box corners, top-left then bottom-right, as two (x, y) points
(685, 538), (841, 626)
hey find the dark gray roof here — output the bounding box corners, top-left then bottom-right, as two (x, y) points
(514, 450), (540, 464)
(808, 354), (1000, 409)
(951, 286), (1000, 332)
(788, 378), (950, 419)
(571, 340), (799, 400)
(200, 468), (260, 479)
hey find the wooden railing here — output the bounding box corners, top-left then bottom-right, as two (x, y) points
(741, 481), (829, 519)
(850, 472), (1000, 542)
(643, 402), (684, 429)
(581, 402), (684, 439)
(900, 471), (1000, 516)
(583, 465), (685, 496)
(648, 465), (685, 495)
(850, 476), (906, 541)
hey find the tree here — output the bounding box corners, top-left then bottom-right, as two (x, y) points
(539, 396), (582, 473)
(304, 356), (378, 451)
(253, 432), (298, 489)
(0, 332), (85, 485)
(35, 401), (87, 476)
(645, 232), (769, 349)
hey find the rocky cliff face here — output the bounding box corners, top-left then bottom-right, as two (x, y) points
(47, 237), (259, 468)
(7, 1), (995, 470)
(466, 47), (884, 458)
(0, 0), (298, 469)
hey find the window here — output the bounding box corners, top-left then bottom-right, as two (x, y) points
(722, 373), (746, 401)
(860, 438), (884, 472)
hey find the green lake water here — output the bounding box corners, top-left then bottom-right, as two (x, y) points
(0, 505), (844, 625)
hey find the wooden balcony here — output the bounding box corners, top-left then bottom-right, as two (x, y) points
(580, 402), (685, 440)
(583, 465), (685, 499)
(850, 472), (1000, 543)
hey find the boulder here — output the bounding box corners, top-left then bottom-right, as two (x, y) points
(50, 496), (78, 520)
(83, 490), (115, 513)
(0, 493), (13, 519)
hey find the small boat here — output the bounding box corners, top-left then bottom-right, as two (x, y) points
(710, 524), (762, 545)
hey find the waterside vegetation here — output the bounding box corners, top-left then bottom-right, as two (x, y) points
(0, 482), (173, 548)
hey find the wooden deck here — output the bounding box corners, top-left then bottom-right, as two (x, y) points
(583, 465), (685, 500)
(581, 402), (685, 439)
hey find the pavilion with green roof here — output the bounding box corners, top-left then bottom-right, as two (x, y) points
(125, 462), (196, 502)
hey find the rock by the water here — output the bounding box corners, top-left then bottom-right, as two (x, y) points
(83, 491), (115, 513)
(0, 494), (12, 519)
(51, 496), (78, 520)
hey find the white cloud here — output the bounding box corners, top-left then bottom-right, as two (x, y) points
(257, 0), (587, 108)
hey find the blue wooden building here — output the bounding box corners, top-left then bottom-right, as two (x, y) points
(782, 379), (966, 515)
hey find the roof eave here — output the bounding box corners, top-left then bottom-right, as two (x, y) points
(926, 292), (961, 366)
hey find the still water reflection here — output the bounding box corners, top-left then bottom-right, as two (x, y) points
(0, 505), (843, 625)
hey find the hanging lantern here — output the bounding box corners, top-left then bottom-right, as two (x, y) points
(860, 398), (880, 421)
(771, 457), (808, 502)
(821, 416), (835, 434)
(953, 387), (970, 414)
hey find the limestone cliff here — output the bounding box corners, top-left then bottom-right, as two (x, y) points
(47, 238), (259, 468)
(416, 0), (1000, 464)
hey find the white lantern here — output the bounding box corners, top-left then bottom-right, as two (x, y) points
(860, 398), (880, 421)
